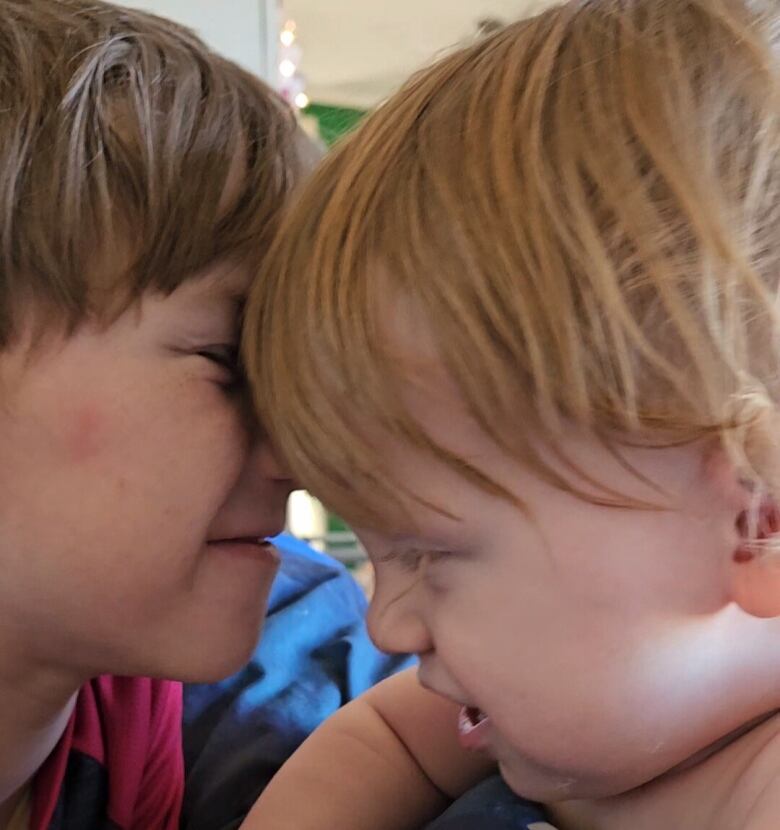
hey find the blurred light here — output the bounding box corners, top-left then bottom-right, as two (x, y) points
(287, 490), (327, 551)
(294, 92), (310, 109)
(280, 29), (296, 47)
(279, 59), (296, 78)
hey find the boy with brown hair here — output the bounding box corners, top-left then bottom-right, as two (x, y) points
(0, 1), (302, 825)
(0, 4), (487, 828)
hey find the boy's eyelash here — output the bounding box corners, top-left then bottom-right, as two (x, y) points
(196, 346), (245, 392)
(197, 345), (239, 370)
(197, 346), (240, 375)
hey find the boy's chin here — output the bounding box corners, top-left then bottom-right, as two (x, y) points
(176, 652), (260, 686)
(124, 618), (267, 685)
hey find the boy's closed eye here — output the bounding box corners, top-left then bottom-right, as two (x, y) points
(196, 344), (244, 390)
(197, 343), (239, 371)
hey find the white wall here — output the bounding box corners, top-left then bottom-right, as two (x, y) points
(120, 0), (278, 83)
(286, 0), (556, 108)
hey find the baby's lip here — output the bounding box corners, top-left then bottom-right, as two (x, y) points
(418, 675), (493, 751)
(417, 670), (469, 707)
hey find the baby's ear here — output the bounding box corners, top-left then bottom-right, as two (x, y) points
(729, 492), (780, 618)
(705, 445), (780, 618)
(730, 515), (780, 619)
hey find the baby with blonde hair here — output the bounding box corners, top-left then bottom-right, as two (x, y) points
(242, 0), (780, 828)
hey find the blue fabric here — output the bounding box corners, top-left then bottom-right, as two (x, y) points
(426, 776), (555, 830)
(181, 534), (414, 830)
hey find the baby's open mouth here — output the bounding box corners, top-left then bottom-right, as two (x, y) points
(458, 706), (492, 751)
(464, 707), (487, 727)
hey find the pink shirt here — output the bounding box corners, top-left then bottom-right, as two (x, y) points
(31, 676), (183, 830)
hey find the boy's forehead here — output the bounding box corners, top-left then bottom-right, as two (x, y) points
(180, 260), (252, 306)
(2, 259), (250, 366)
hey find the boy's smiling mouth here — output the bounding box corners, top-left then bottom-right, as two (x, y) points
(205, 538), (282, 567)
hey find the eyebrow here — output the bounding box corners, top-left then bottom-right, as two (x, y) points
(185, 285), (246, 324)
(198, 285), (246, 310)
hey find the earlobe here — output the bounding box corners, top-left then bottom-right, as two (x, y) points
(731, 548), (780, 618)
(730, 499), (780, 618)
(702, 445), (780, 617)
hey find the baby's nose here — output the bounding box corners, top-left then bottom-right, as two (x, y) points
(367, 587), (433, 657)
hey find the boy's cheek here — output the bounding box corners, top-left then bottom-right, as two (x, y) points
(65, 403), (107, 463)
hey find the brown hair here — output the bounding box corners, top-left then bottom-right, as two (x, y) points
(0, 0), (302, 346)
(245, 0), (780, 527)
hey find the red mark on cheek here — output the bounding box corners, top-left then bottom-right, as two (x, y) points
(67, 405), (105, 462)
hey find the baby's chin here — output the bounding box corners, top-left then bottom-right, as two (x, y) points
(495, 751), (668, 805)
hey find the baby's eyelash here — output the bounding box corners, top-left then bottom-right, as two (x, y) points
(379, 547), (447, 572)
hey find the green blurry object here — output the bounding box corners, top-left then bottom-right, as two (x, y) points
(328, 513), (349, 534)
(325, 511), (364, 567)
(306, 103), (366, 147)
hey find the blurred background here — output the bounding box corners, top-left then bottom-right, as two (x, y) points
(120, 0), (555, 566)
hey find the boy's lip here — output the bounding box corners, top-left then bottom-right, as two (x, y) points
(206, 537), (281, 562)
(207, 516), (287, 545)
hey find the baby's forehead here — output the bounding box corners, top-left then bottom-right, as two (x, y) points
(374, 288), (457, 386)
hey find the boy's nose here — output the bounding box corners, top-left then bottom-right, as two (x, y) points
(367, 581), (433, 657)
(249, 437), (297, 490)
(211, 437), (295, 543)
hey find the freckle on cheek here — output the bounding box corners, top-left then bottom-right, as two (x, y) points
(67, 405), (105, 462)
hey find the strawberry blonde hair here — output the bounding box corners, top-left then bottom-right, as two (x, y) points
(245, 0), (780, 527)
(0, 0), (302, 346)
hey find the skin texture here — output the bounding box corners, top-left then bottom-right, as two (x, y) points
(550, 709), (780, 829)
(0, 262), (294, 818)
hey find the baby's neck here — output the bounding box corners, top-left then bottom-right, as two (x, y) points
(550, 712), (780, 830)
